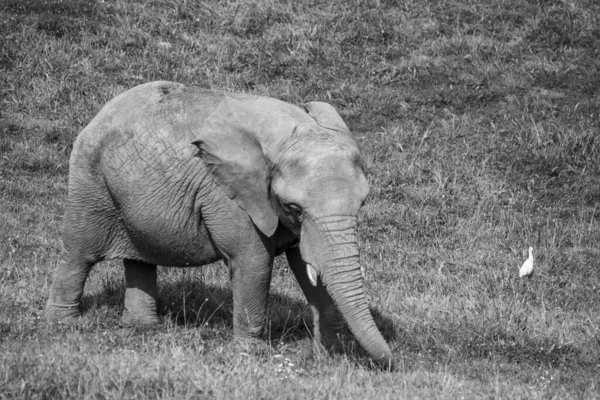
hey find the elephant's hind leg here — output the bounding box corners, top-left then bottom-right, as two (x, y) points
(122, 259), (159, 325)
(46, 252), (96, 321)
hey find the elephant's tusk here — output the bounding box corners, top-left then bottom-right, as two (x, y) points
(306, 263), (318, 286)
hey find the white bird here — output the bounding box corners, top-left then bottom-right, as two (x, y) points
(519, 247), (534, 278)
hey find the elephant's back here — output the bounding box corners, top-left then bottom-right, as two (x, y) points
(69, 81), (228, 183)
(71, 82), (189, 168)
(63, 82), (224, 265)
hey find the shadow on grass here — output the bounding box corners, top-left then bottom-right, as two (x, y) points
(79, 276), (398, 368)
(73, 279), (598, 378)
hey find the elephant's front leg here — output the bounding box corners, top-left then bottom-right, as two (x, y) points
(122, 259), (159, 325)
(202, 192), (274, 341)
(229, 247), (274, 340)
(285, 247), (344, 351)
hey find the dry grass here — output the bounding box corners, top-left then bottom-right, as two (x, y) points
(1, 0), (599, 398)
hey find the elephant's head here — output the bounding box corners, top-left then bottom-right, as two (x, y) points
(191, 93), (393, 368)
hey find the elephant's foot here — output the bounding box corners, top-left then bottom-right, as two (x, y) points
(45, 256), (95, 322)
(121, 311), (160, 326)
(122, 287), (159, 325)
(312, 306), (345, 354)
(310, 330), (344, 358)
(45, 300), (81, 321)
(321, 330), (345, 353)
(122, 259), (158, 326)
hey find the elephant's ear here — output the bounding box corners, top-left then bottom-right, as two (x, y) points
(192, 100), (278, 237)
(303, 101), (350, 134)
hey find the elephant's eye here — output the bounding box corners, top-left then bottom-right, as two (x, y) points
(288, 204), (302, 219)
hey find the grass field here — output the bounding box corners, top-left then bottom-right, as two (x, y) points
(1, 0), (599, 398)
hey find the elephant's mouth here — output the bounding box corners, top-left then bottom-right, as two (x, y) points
(275, 240), (299, 257)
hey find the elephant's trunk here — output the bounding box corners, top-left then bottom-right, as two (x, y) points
(306, 216), (394, 369)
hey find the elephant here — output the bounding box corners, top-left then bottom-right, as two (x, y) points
(45, 81), (394, 368)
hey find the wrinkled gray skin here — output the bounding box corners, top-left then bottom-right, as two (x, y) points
(45, 81), (393, 368)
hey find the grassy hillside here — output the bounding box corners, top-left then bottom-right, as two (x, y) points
(1, 0), (599, 398)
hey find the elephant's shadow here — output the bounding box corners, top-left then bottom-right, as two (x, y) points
(80, 270), (396, 356)
(155, 279), (316, 344)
